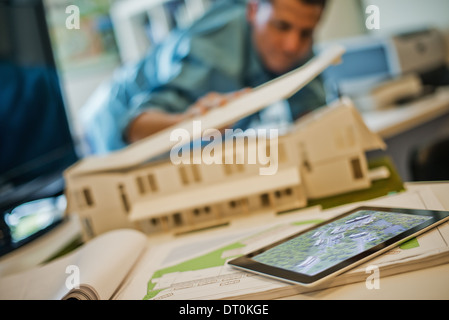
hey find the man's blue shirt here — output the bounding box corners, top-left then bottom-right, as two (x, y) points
(82, 0), (326, 154)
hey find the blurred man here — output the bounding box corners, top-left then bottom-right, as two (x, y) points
(83, 0), (327, 153)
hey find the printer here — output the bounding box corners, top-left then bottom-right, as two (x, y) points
(320, 28), (449, 111)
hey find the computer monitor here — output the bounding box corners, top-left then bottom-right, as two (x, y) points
(0, 0), (80, 255)
(319, 30), (449, 107)
(318, 35), (396, 103)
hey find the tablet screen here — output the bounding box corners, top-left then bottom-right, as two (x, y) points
(228, 206), (449, 286)
(252, 209), (431, 276)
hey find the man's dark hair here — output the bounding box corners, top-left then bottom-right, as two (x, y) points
(299, 0), (326, 7)
(260, 0), (327, 7)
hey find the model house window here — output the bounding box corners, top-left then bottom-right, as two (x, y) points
(150, 218), (159, 227)
(136, 173), (159, 194)
(275, 188), (293, 199)
(148, 174), (158, 191)
(351, 158), (364, 180)
(118, 184), (131, 213)
(228, 199), (248, 211)
(136, 176), (145, 194)
(82, 188), (94, 206)
(192, 206), (212, 217)
(179, 165), (202, 185)
(260, 193), (271, 207)
(76, 187), (94, 208)
(173, 213), (183, 226)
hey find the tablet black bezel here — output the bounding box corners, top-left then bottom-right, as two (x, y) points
(228, 206), (449, 286)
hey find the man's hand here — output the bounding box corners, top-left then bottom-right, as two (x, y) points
(185, 88), (252, 119)
(127, 88), (251, 143)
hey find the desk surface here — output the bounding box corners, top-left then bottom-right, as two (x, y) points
(116, 182), (449, 300)
(362, 87), (449, 139)
(2, 182), (448, 300)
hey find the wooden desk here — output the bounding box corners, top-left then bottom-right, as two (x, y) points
(362, 87), (449, 181)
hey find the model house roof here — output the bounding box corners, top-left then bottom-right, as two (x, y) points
(65, 45), (346, 179)
(289, 98), (386, 163)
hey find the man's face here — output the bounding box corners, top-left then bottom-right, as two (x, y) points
(247, 0), (324, 75)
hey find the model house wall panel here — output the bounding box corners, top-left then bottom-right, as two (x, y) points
(302, 152), (371, 199)
(294, 109), (364, 164)
(128, 166), (302, 222)
(62, 50), (391, 238)
(69, 174), (136, 237)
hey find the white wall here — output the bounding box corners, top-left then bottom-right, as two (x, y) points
(315, 0), (367, 43)
(62, 0), (449, 143)
(362, 0), (449, 36)
(316, 0), (449, 42)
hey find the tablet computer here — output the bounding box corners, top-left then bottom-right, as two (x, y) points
(228, 206), (449, 287)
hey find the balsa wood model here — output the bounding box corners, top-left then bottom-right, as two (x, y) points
(63, 46), (386, 240)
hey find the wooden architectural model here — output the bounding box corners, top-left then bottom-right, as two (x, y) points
(63, 46), (385, 240)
